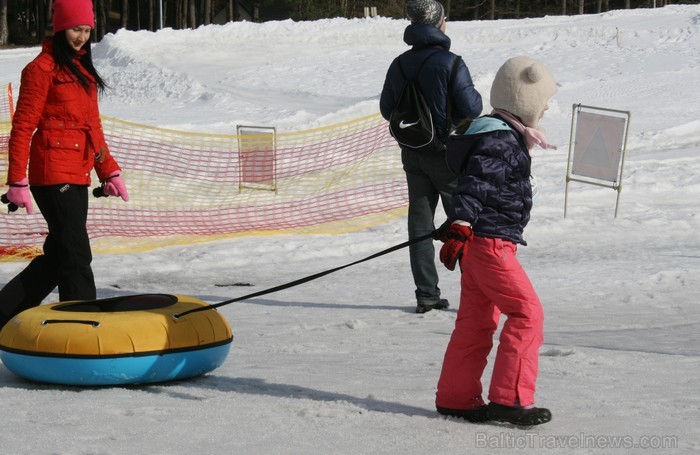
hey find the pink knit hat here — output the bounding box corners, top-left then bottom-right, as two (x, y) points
(53, 0), (95, 33)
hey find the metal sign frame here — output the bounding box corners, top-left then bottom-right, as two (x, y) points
(236, 125), (278, 193)
(565, 104), (631, 218)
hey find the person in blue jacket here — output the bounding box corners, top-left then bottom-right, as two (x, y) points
(380, 0), (482, 314)
(435, 56), (557, 426)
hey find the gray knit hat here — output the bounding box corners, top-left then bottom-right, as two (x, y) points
(405, 0), (445, 28)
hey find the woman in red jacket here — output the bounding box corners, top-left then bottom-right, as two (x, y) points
(0, 0), (128, 329)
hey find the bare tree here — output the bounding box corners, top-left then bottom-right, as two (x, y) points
(37, 0), (48, 41)
(95, 0), (107, 40)
(203, 0), (212, 25)
(227, 0), (235, 22)
(148, 0), (155, 30)
(188, 0), (196, 27)
(472, 0), (480, 20)
(0, 0), (8, 46)
(121, 0), (128, 29)
(135, 0), (142, 30)
(176, 0), (185, 28)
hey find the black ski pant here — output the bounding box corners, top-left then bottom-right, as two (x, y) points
(0, 184), (96, 328)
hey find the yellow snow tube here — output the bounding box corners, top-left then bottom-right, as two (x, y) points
(0, 293), (233, 385)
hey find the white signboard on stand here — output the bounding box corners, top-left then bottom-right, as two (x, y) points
(565, 104), (631, 218)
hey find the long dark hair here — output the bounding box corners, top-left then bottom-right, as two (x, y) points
(52, 30), (107, 94)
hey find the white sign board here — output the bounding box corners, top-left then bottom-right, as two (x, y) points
(565, 104), (631, 218)
(572, 111), (626, 183)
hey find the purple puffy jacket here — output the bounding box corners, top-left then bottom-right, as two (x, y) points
(446, 115), (533, 246)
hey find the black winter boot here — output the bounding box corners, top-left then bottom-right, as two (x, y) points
(487, 402), (552, 426)
(416, 298), (449, 314)
(437, 405), (489, 423)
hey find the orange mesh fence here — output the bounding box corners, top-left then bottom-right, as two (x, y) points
(0, 83), (408, 260)
(0, 84), (11, 161)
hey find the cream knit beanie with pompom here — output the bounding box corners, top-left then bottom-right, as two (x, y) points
(490, 56), (557, 128)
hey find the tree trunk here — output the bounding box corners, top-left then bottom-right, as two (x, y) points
(562, 0), (566, 16)
(0, 0), (8, 46)
(177, 0), (185, 28)
(489, 0), (495, 20)
(203, 0), (211, 25)
(148, 0), (154, 30)
(188, 0), (196, 27)
(121, 0), (129, 29)
(579, 0), (584, 14)
(36, 0), (47, 41)
(226, 0), (233, 22)
(95, 0), (106, 40)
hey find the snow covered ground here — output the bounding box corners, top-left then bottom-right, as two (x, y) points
(1, 5), (699, 454)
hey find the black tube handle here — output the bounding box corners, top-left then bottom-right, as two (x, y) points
(1, 194), (18, 213)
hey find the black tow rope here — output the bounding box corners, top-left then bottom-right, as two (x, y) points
(174, 231), (436, 318)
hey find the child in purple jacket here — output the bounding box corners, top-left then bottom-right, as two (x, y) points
(435, 56), (557, 426)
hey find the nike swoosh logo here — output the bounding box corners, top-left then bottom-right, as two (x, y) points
(399, 120), (419, 129)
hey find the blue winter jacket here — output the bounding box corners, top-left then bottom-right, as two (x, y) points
(446, 116), (533, 245)
(379, 24), (483, 145)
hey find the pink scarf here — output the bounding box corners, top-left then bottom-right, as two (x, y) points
(492, 109), (557, 151)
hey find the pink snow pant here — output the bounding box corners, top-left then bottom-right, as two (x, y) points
(435, 236), (544, 409)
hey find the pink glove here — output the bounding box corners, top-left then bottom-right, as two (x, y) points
(102, 171), (129, 201)
(5, 178), (33, 214)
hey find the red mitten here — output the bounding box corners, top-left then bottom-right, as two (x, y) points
(102, 171), (129, 201)
(439, 223), (473, 271)
(5, 178), (33, 214)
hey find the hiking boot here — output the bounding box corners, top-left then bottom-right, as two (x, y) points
(437, 405), (489, 423)
(416, 298), (449, 314)
(487, 402), (552, 426)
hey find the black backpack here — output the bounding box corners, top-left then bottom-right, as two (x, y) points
(389, 50), (461, 154)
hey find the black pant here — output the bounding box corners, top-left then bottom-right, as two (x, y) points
(401, 149), (457, 303)
(0, 184), (96, 326)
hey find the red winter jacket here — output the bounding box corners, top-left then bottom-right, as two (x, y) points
(7, 39), (120, 186)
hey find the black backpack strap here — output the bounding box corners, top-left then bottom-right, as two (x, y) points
(445, 55), (462, 135)
(398, 51), (461, 135)
(397, 49), (442, 83)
